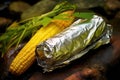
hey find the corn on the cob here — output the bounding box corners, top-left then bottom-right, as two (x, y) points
(9, 10), (75, 75)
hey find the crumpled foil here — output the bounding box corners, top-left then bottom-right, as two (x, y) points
(35, 15), (112, 72)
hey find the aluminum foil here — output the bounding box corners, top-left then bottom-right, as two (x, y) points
(35, 15), (112, 72)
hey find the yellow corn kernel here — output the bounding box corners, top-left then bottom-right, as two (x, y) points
(9, 10), (75, 75)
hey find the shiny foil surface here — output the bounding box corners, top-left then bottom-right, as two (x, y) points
(36, 15), (112, 72)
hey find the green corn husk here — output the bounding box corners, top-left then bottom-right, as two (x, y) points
(0, 1), (76, 57)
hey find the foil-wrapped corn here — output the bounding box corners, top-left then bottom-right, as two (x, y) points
(36, 15), (112, 72)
